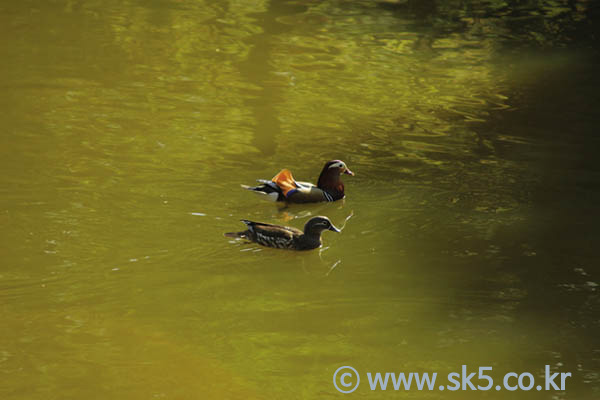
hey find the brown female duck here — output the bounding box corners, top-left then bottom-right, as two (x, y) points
(243, 160), (354, 203)
(224, 216), (340, 250)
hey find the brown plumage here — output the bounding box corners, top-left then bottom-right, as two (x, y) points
(242, 160), (354, 203)
(224, 216), (341, 250)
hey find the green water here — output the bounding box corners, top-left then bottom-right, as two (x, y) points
(1, 1), (599, 399)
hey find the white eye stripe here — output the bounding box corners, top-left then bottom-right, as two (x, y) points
(328, 162), (345, 169)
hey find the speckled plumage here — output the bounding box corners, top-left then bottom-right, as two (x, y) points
(224, 216), (340, 250)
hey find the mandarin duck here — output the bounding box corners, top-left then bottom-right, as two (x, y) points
(224, 216), (340, 250)
(242, 160), (354, 203)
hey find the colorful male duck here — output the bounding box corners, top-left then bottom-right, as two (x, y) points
(224, 216), (340, 250)
(243, 160), (354, 203)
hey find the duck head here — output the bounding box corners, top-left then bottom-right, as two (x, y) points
(303, 216), (341, 236)
(317, 160), (354, 191)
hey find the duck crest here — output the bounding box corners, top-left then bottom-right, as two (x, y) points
(317, 162), (345, 200)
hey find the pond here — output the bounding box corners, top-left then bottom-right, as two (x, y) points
(1, 0), (599, 399)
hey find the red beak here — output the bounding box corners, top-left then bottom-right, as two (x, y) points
(344, 168), (355, 176)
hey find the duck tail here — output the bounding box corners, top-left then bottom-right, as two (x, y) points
(240, 182), (281, 202)
(224, 231), (245, 238)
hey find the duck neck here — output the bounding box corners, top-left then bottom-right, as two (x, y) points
(317, 169), (344, 196)
(303, 225), (324, 237)
(300, 229), (323, 248)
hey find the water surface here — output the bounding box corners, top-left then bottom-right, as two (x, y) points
(1, 1), (599, 399)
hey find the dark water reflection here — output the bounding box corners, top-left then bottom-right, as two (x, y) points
(1, 0), (599, 399)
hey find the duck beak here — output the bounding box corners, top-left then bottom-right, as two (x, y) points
(344, 168), (355, 176)
(329, 224), (341, 233)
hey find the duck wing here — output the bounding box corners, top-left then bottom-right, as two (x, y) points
(271, 172), (332, 202)
(242, 220), (302, 234)
(241, 220), (302, 248)
(242, 169), (297, 202)
(286, 183), (334, 203)
(271, 169), (299, 196)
